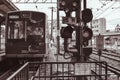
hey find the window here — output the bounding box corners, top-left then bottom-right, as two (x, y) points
(8, 21), (24, 39)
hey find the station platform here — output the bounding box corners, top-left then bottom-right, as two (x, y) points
(6, 44), (120, 80)
(0, 51), (5, 62)
(6, 45), (108, 80)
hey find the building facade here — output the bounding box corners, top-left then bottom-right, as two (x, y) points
(92, 18), (106, 36)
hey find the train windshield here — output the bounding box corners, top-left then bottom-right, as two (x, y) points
(7, 21), (24, 39)
(6, 12), (45, 40)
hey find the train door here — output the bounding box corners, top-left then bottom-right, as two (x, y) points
(0, 16), (5, 51)
(6, 20), (28, 54)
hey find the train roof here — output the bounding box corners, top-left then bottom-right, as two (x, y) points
(7, 10), (46, 15)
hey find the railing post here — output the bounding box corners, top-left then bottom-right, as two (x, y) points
(117, 75), (119, 80)
(105, 62), (107, 80)
(26, 63), (29, 80)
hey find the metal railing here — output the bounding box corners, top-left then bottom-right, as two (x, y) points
(7, 62), (29, 80)
(7, 61), (108, 80)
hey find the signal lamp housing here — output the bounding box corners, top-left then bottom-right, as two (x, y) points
(60, 26), (73, 38)
(83, 26), (93, 41)
(58, 0), (80, 11)
(82, 8), (93, 23)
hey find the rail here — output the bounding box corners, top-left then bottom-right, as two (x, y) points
(93, 49), (120, 59)
(7, 61), (107, 80)
(89, 58), (120, 80)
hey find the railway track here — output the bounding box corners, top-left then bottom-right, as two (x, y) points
(92, 49), (120, 62)
(89, 58), (120, 76)
(0, 65), (22, 80)
(0, 59), (24, 80)
(90, 49), (120, 78)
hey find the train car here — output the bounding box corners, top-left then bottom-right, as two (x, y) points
(5, 11), (50, 61)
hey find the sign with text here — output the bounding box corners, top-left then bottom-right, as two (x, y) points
(96, 34), (104, 50)
(62, 17), (76, 24)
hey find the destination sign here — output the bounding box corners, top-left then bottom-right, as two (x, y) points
(9, 15), (19, 19)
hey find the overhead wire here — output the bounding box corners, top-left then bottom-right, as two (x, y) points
(102, 6), (120, 17)
(95, 2), (116, 18)
(93, 1), (110, 17)
(103, 1), (120, 17)
(108, 18), (120, 22)
(99, 0), (107, 5)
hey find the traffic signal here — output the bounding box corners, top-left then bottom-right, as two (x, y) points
(60, 25), (73, 38)
(82, 8), (93, 23)
(58, 0), (80, 11)
(82, 26), (93, 46)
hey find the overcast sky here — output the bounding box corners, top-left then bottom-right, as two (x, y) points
(12, 0), (120, 30)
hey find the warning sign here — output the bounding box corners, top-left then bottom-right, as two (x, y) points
(96, 34), (104, 50)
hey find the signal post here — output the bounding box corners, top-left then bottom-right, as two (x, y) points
(58, 0), (93, 62)
(75, 0), (83, 62)
(58, 0), (93, 80)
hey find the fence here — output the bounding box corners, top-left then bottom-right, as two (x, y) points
(7, 61), (108, 80)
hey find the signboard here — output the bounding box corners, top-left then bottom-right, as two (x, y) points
(9, 15), (19, 19)
(96, 34), (104, 50)
(62, 17), (76, 24)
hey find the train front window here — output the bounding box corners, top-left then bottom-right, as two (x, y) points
(27, 27), (43, 36)
(7, 20), (44, 40)
(8, 21), (24, 39)
(7, 12), (45, 41)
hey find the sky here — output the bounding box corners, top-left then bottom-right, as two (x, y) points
(12, 0), (120, 30)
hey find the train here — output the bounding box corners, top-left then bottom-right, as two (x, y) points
(5, 11), (50, 61)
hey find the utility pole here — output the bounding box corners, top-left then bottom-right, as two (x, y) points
(49, 7), (54, 41)
(76, 0), (84, 62)
(57, 0), (60, 60)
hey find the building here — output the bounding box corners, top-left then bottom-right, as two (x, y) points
(115, 24), (120, 32)
(92, 18), (106, 36)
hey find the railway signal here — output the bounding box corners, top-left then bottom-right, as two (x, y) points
(58, 0), (80, 21)
(82, 8), (93, 23)
(60, 25), (73, 52)
(58, 0), (80, 11)
(82, 26), (93, 46)
(60, 25), (73, 38)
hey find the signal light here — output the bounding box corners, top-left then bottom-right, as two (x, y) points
(60, 25), (73, 38)
(82, 26), (93, 46)
(82, 8), (93, 23)
(58, 0), (80, 11)
(72, 1), (77, 7)
(83, 26), (93, 40)
(59, 0), (66, 10)
(61, 0), (66, 6)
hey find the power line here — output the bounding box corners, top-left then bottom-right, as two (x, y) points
(11, 0), (56, 4)
(108, 18), (120, 22)
(102, 6), (120, 17)
(95, 2), (116, 18)
(93, 1), (110, 17)
(99, 0), (120, 1)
